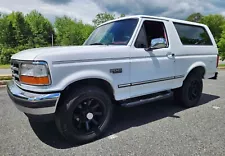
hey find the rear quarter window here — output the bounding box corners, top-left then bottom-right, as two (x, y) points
(174, 23), (213, 46)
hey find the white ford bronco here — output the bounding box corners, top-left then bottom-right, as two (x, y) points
(7, 15), (218, 144)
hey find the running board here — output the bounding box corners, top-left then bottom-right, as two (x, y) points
(121, 91), (172, 107)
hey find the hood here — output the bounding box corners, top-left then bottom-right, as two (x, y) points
(11, 45), (129, 62)
(11, 46), (96, 61)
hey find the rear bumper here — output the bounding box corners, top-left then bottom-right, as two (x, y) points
(209, 72), (218, 80)
(7, 80), (60, 120)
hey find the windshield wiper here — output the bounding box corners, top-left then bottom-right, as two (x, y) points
(89, 43), (104, 45)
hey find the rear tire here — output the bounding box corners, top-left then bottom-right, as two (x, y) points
(55, 86), (113, 144)
(174, 72), (203, 108)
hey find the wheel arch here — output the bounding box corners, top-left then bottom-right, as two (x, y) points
(185, 62), (206, 80)
(57, 77), (115, 108)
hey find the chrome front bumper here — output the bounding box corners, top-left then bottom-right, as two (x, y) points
(7, 80), (60, 116)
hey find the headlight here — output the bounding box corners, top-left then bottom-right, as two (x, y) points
(20, 62), (51, 85)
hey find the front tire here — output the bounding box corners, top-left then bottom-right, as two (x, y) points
(55, 86), (113, 144)
(174, 73), (203, 108)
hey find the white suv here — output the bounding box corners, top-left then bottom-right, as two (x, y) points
(7, 15), (218, 144)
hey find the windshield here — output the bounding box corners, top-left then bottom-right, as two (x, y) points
(84, 19), (139, 45)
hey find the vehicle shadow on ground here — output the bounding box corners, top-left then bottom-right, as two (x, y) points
(29, 93), (219, 149)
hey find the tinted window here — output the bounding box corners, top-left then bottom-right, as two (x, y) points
(135, 25), (148, 48)
(174, 23), (212, 45)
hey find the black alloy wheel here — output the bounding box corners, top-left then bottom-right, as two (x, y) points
(72, 97), (106, 135)
(174, 72), (203, 108)
(55, 86), (113, 144)
(188, 80), (201, 101)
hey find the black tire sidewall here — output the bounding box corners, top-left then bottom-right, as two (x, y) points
(181, 73), (203, 107)
(56, 86), (113, 144)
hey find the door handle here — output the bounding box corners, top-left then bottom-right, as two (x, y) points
(167, 53), (175, 58)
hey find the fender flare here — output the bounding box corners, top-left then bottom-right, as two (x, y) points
(58, 69), (115, 92)
(184, 61), (206, 80)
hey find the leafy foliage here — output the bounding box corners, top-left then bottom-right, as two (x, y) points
(54, 16), (94, 45)
(200, 14), (225, 43)
(0, 11), (95, 64)
(120, 14), (126, 18)
(0, 16), (17, 48)
(186, 13), (203, 23)
(25, 10), (54, 48)
(0, 12), (33, 63)
(92, 12), (126, 27)
(199, 14), (225, 60)
(218, 24), (225, 60)
(0, 47), (18, 64)
(186, 13), (225, 60)
(1, 10), (225, 64)
(92, 13), (115, 27)
(0, 11), (125, 64)
(7, 12), (32, 47)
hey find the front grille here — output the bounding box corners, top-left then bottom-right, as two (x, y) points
(11, 60), (20, 82)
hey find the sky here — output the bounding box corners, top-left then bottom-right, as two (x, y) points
(0, 0), (225, 24)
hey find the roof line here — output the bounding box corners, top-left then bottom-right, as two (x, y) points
(97, 15), (206, 28)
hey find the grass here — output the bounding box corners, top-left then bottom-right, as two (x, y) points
(0, 64), (10, 69)
(0, 64), (11, 80)
(0, 76), (11, 80)
(218, 64), (225, 68)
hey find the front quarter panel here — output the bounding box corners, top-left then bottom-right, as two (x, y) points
(23, 46), (132, 101)
(51, 58), (130, 100)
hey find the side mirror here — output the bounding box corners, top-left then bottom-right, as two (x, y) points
(145, 38), (167, 51)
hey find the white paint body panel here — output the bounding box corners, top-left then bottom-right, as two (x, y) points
(130, 19), (175, 97)
(12, 46), (131, 100)
(11, 15), (218, 102)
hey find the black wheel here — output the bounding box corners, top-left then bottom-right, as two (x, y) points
(55, 86), (113, 144)
(174, 73), (203, 108)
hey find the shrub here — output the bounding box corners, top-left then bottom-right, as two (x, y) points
(0, 47), (18, 64)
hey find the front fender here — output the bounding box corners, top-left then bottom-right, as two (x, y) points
(57, 69), (114, 91)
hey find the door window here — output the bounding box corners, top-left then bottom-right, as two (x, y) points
(135, 20), (169, 49)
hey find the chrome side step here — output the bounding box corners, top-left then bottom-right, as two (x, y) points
(121, 91), (172, 107)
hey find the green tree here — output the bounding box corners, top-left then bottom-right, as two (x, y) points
(25, 10), (55, 47)
(92, 13), (115, 27)
(0, 14), (18, 64)
(0, 47), (17, 64)
(0, 12), (33, 64)
(218, 24), (225, 60)
(120, 14), (126, 18)
(0, 16), (17, 48)
(186, 13), (203, 23)
(7, 11), (32, 48)
(55, 16), (94, 46)
(55, 16), (78, 45)
(200, 14), (225, 43)
(81, 23), (95, 41)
